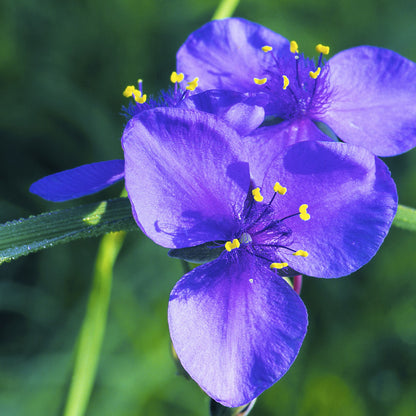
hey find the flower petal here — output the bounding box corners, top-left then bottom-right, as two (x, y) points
(29, 160), (124, 202)
(122, 108), (250, 248)
(242, 118), (333, 185)
(180, 90), (265, 136)
(168, 251), (308, 407)
(321, 46), (416, 156)
(177, 18), (290, 94)
(261, 141), (397, 278)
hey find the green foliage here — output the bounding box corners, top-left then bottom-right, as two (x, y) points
(0, 198), (135, 264)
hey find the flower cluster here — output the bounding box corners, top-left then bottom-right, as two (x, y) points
(29, 16), (415, 408)
(177, 17), (416, 157)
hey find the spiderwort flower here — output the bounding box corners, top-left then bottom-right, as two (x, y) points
(122, 107), (397, 406)
(30, 76), (264, 202)
(177, 17), (416, 156)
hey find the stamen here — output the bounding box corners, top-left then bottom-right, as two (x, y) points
(170, 71), (184, 83)
(186, 77), (199, 91)
(225, 238), (240, 252)
(253, 77), (267, 85)
(309, 67), (321, 79)
(122, 85), (136, 98)
(293, 250), (309, 257)
(290, 40), (299, 54)
(273, 182), (287, 195)
(252, 187), (264, 202)
(315, 44), (330, 55)
(134, 92), (147, 104)
(282, 75), (289, 90)
(299, 204), (310, 221)
(262, 45), (273, 52)
(123, 84), (147, 104)
(270, 262), (288, 269)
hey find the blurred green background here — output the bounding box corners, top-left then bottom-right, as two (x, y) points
(1, 0), (416, 415)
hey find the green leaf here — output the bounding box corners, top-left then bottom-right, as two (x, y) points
(393, 204), (416, 231)
(0, 197), (136, 264)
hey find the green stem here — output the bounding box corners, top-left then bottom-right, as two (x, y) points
(63, 230), (126, 416)
(212, 0), (240, 20)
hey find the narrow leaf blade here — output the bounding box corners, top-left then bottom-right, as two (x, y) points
(0, 197), (136, 264)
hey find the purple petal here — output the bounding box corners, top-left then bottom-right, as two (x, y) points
(177, 18), (290, 94)
(29, 160), (124, 202)
(122, 108), (250, 248)
(180, 90), (265, 136)
(168, 251), (308, 407)
(242, 118), (332, 185)
(260, 141), (397, 278)
(321, 46), (416, 156)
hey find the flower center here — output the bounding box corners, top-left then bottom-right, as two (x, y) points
(253, 41), (330, 119)
(224, 182), (310, 273)
(121, 72), (199, 119)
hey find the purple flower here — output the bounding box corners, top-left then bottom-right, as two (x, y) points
(122, 106), (397, 406)
(176, 17), (416, 156)
(30, 79), (264, 202)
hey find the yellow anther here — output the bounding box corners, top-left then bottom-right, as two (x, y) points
(253, 77), (267, 85)
(170, 71), (184, 83)
(282, 75), (289, 91)
(290, 40), (299, 54)
(225, 238), (240, 252)
(225, 241), (233, 252)
(293, 250), (309, 257)
(299, 204), (311, 221)
(270, 262), (289, 269)
(262, 45), (273, 52)
(309, 67), (321, 79)
(123, 85), (136, 98)
(135, 93), (147, 104)
(316, 44), (330, 55)
(252, 187), (264, 202)
(186, 77), (199, 91)
(273, 182), (287, 195)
